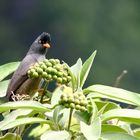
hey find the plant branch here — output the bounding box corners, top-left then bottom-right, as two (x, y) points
(67, 108), (73, 131)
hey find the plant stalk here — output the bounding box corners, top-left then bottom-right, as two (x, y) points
(67, 108), (73, 131)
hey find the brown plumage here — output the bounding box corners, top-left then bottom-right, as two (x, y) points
(6, 32), (51, 101)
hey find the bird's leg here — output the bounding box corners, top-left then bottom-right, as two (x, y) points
(11, 91), (30, 101)
(11, 91), (18, 101)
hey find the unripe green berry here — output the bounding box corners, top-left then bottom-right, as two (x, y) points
(62, 77), (67, 83)
(75, 104), (81, 110)
(68, 97), (74, 103)
(43, 59), (49, 63)
(53, 75), (58, 80)
(47, 74), (52, 80)
(57, 71), (63, 77)
(51, 68), (58, 74)
(74, 99), (80, 105)
(38, 62), (44, 66)
(53, 64), (62, 71)
(57, 77), (63, 83)
(63, 96), (68, 102)
(49, 59), (56, 65)
(27, 70), (31, 75)
(63, 72), (68, 77)
(36, 67), (43, 74)
(55, 59), (60, 64)
(70, 103), (75, 109)
(40, 64), (47, 70)
(47, 67), (53, 73)
(30, 69), (36, 75)
(80, 106), (87, 112)
(32, 72), (39, 78)
(74, 94), (79, 99)
(80, 100), (87, 106)
(42, 72), (48, 78)
(46, 61), (52, 67)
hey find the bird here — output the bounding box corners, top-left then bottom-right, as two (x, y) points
(6, 32), (51, 101)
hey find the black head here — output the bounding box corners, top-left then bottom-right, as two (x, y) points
(38, 32), (51, 46)
(28, 32), (51, 55)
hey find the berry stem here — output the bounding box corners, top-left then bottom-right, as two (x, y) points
(67, 108), (73, 131)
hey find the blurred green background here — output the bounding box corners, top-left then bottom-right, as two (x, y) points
(0, 0), (140, 92)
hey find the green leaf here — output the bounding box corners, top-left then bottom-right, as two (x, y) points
(95, 101), (120, 114)
(102, 124), (127, 133)
(0, 117), (49, 131)
(80, 117), (101, 140)
(0, 109), (33, 130)
(58, 108), (70, 128)
(80, 50), (97, 87)
(0, 62), (20, 81)
(102, 132), (140, 140)
(134, 128), (140, 137)
(84, 84), (140, 106)
(0, 133), (21, 140)
(64, 63), (77, 91)
(0, 80), (9, 97)
(89, 99), (98, 123)
(102, 109), (140, 125)
(51, 86), (63, 106)
(0, 101), (50, 112)
(26, 124), (50, 138)
(41, 130), (71, 140)
(70, 58), (82, 88)
(74, 111), (91, 124)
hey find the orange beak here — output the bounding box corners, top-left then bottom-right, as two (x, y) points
(43, 43), (50, 48)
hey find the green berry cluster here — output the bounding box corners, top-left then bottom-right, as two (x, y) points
(59, 91), (88, 112)
(27, 59), (71, 84)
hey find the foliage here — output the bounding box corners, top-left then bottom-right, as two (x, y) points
(0, 51), (140, 140)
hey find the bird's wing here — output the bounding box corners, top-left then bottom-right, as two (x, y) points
(6, 54), (41, 98)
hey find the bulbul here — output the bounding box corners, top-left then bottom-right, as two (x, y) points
(6, 32), (51, 101)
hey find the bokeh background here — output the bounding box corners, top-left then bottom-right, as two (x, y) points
(1, 0), (140, 92)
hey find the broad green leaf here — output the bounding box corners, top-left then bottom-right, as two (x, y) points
(70, 58), (82, 88)
(27, 124), (50, 138)
(95, 101), (120, 114)
(41, 130), (71, 140)
(102, 109), (140, 125)
(51, 86), (63, 106)
(0, 62), (20, 81)
(74, 110), (91, 124)
(102, 124), (127, 133)
(80, 50), (97, 87)
(89, 99), (98, 123)
(0, 80), (9, 97)
(134, 128), (140, 137)
(84, 84), (140, 106)
(0, 101), (50, 112)
(102, 132), (140, 140)
(58, 108), (70, 128)
(0, 117), (49, 131)
(70, 58), (82, 78)
(0, 109), (33, 130)
(80, 117), (101, 140)
(65, 63), (77, 91)
(0, 133), (21, 140)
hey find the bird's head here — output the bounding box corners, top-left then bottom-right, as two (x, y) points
(38, 32), (51, 48)
(28, 32), (51, 55)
